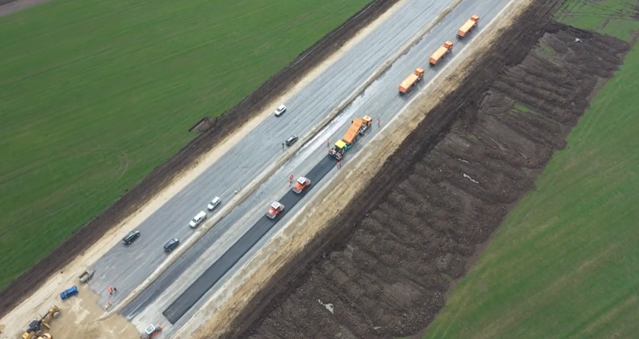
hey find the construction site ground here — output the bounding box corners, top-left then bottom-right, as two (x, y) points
(0, 0), (403, 337)
(219, 0), (632, 337)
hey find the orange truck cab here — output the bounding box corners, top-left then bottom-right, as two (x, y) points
(429, 41), (454, 66)
(457, 15), (479, 39)
(398, 68), (425, 95)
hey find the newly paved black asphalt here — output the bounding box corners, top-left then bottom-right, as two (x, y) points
(162, 157), (336, 323)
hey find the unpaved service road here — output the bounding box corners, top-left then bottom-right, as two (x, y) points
(231, 0), (631, 338)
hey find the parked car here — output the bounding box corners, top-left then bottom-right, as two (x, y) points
(164, 238), (180, 253)
(285, 135), (298, 147)
(274, 104), (287, 117)
(122, 230), (140, 245)
(60, 285), (79, 300)
(189, 211), (207, 228)
(207, 197), (222, 211)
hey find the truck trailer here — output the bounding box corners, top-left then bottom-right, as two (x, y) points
(398, 68), (425, 95)
(429, 41), (454, 66)
(457, 15), (479, 39)
(329, 116), (373, 161)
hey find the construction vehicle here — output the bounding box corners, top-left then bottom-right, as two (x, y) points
(23, 333), (52, 339)
(429, 41), (454, 66)
(266, 202), (285, 219)
(140, 324), (163, 339)
(21, 306), (60, 339)
(292, 177), (311, 194)
(398, 68), (425, 95)
(457, 15), (479, 39)
(329, 116), (373, 161)
(78, 268), (95, 283)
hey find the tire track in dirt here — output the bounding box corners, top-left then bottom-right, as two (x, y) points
(229, 0), (632, 338)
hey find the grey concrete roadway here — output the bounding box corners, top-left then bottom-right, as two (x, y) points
(121, 0), (515, 334)
(162, 157), (336, 323)
(87, 0), (463, 304)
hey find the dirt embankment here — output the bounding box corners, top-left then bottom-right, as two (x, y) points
(226, 1), (631, 339)
(0, 0), (403, 319)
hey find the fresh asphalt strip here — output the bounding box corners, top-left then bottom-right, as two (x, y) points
(162, 156), (337, 324)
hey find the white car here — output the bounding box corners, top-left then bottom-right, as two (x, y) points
(207, 196), (222, 211)
(274, 104), (287, 117)
(189, 211), (207, 228)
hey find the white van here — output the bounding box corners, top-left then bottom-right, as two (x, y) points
(189, 211), (207, 228)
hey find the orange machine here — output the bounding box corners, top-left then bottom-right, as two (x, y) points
(429, 41), (454, 66)
(292, 177), (311, 194)
(457, 15), (479, 39)
(398, 68), (425, 95)
(266, 202), (285, 219)
(329, 116), (373, 161)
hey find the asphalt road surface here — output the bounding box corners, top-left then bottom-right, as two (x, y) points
(162, 157), (336, 323)
(88, 0), (464, 305)
(119, 0), (515, 334)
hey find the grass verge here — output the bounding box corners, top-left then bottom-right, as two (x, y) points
(555, 0), (639, 41)
(422, 1), (639, 338)
(0, 0), (371, 289)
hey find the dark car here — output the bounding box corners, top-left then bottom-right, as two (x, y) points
(122, 230), (140, 245)
(164, 238), (180, 253)
(285, 135), (298, 147)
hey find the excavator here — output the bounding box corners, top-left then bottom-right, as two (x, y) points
(21, 305), (60, 339)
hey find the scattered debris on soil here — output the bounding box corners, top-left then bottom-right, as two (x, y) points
(0, 0), (402, 318)
(227, 1), (631, 338)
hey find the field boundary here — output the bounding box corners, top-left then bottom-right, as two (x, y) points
(0, 0), (402, 318)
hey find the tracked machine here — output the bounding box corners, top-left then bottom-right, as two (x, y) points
(329, 116), (373, 161)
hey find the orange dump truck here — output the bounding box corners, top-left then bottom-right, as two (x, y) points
(398, 68), (425, 95)
(429, 41), (453, 66)
(457, 15), (479, 39)
(329, 116), (373, 160)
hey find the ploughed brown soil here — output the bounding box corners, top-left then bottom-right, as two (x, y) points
(0, 0), (403, 318)
(226, 0), (632, 338)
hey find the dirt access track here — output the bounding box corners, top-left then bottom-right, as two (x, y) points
(0, 0), (403, 318)
(223, 0), (631, 337)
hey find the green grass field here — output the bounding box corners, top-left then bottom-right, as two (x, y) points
(0, 0), (371, 289)
(422, 1), (639, 338)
